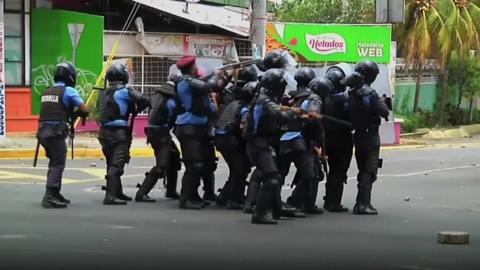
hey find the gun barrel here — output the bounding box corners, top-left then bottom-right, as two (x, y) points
(219, 59), (257, 71)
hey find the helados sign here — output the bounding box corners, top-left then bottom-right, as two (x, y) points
(266, 23), (391, 63)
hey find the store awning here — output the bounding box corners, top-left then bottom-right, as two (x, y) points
(133, 0), (250, 37)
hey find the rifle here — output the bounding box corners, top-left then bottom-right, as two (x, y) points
(218, 59), (260, 71)
(280, 105), (352, 128)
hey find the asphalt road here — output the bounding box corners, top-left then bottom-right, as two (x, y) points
(0, 146), (479, 270)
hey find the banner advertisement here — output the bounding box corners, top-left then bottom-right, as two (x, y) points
(266, 23), (392, 63)
(184, 35), (238, 59)
(0, 0), (5, 138)
(137, 33), (238, 60)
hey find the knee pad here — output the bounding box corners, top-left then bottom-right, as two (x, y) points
(108, 166), (124, 178)
(187, 161), (205, 174)
(151, 166), (165, 177)
(264, 173), (281, 190)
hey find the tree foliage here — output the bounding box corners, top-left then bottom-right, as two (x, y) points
(275, 0), (374, 23)
(448, 53), (480, 107)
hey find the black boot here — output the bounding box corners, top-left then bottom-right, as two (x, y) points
(202, 172), (217, 202)
(178, 199), (202, 210)
(135, 171), (158, 203)
(243, 181), (260, 213)
(165, 170), (180, 199)
(226, 200), (244, 210)
(252, 208), (277, 225)
(277, 204), (306, 218)
(41, 188), (67, 208)
(323, 201), (348, 212)
(103, 176), (127, 205)
(53, 189), (71, 204)
(353, 203), (377, 215)
(353, 188), (377, 215)
(117, 181), (132, 201)
(303, 205), (324, 214)
(216, 180), (230, 207)
(365, 191), (378, 214)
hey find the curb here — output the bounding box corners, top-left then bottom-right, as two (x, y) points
(0, 148), (154, 159)
(2, 142), (480, 159)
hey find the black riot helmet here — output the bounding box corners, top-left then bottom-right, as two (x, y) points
(325, 67), (346, 93)
(235, 81), (258, 102)
(54, 62), (77, 87)
(237, 65), (258, 85)
(263, 49), (285, 69)
(354, 60), (379, 84)
(294, 67), (316, 88)
(261, 68), (288, 101)
(106, 63), (129, 84)
(309, 78), (334, 100)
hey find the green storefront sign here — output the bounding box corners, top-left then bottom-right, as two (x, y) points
(266, 23), (391, 63)
(31, 9), (103, 115)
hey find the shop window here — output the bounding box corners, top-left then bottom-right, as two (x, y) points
(5, 13), (24, 85)
(5, 0), (23, 11)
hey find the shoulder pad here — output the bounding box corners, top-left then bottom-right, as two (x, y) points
(359, 85), (374, 96)
(156, 83), (176, 96)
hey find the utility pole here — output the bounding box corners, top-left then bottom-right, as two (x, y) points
(250, 0), (267, 59)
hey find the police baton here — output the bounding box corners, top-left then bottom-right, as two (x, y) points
(33, 140), (40, 167)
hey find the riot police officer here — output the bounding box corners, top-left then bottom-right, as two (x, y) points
(214, 81), (257, 209)
(322, 66), (354, 212)
(218, 65), (257, 107)
(279, 67), (323, 215)
(135, 77), (181, 202)
(245, 69), (305, 225)
(174, 56), (227, 209)
(345, 60), (389, 215)
(38, 62), (89, 208)
(98, 63), (150, 205)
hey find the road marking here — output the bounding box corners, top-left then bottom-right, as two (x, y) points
(0, 234), (29, 239)
(109, 225), (134, 230)
(378, 164), (479, 178)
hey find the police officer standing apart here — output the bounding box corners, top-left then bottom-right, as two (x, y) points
(322, 66), (353, 212)
(135, 76), (181, 202)
(98, 63), (150, 205)
(245, 69), (305, 224)
(174, 56), (227, 209)
(215, 80), (257, 209)
(344, 60), (390, 215)
(38, 62), (89, 208)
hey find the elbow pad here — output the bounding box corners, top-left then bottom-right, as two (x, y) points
(190, 78), (212, 95)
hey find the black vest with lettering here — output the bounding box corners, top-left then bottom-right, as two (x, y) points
(99, 86), (128, 125)
(39, 86), (70, 123)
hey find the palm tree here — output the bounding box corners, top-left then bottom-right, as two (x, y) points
(396, 0), (444, 113)
(436, 0), (480, 125)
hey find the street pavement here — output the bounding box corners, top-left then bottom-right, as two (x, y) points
(0, 146), (479, 270)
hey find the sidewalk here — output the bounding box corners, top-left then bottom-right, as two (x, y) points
(1, 132), (480, 159)
(0, 133), (153, 159)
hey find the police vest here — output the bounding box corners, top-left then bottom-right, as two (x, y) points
(349, 86), (381, 130)
(39, 86), (71, 123)
(246, 95), (279, 138)
(176, 76), (210, 117)
(148, 92), (172, 127)
(215, 100), (243, 134)
(99, 86), (129, 125)
(324, 93), (350, 132)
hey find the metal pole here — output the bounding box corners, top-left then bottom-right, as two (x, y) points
(251, 0), (266, 59)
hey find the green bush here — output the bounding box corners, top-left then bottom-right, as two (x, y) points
(398, 110), (436, 133)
